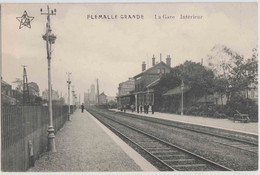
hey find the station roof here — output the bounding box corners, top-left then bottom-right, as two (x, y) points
(146, 78), (160, 89)
(163, 86), (190, 96)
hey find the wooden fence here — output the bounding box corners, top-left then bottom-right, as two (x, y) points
(1, 105), (76, 172)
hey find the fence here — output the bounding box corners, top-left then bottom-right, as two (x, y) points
(1, 105), (76, 172)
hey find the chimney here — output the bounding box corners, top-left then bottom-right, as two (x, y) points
(166, 55), (171, 67)
(142, 61), (146, 72)
(152, 55), (155, 66)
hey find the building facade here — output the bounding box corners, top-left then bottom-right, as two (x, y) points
(117, 78), (135, 109)
(90, 84), (96, 105)
(1, 79), (16, 105)
(99, 92), (107, 104)
(133, 59), (171, 108)
(118, 78), (135, 96)
(116, 55), (172, 110)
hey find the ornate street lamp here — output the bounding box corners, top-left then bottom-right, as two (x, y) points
(66, 72), (72, 121)
(41, 5), (57, 152)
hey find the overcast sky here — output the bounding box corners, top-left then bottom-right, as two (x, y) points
(2, 3), (258, 99)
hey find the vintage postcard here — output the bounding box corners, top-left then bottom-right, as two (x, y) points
(1, 2), (258, 173)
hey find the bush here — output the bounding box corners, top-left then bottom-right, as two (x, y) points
(227, 95), (258, 121)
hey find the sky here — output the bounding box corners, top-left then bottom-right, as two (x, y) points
(1, 3), (258, 99)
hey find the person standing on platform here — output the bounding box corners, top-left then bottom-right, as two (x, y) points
(131, 104), (134, 112)
(147, 104), (149, 114)
(144, 104), (147, 114)
(137, 105), (139, 113)
(140, 104), (143, 113)
(123, 105), (126, 113)
(81, 104), (84, 113)
(151, 104), (154, 114)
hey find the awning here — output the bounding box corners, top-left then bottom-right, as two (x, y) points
(163, 86), (190, 96)
(116, 93), (134, 98)
(146, 78), (160, 89)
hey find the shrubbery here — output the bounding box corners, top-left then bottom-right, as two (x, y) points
(183, 95), (258, 121)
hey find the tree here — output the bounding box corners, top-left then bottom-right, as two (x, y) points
(223, 46), (258, 96)
(207, 45), (258, 104)
(28, 82), (40, 96)
(172, 61), (215, 97)
(155, 61), (215, 112)
(207, 45), (234, 80)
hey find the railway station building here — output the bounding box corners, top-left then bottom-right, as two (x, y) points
(117, 55), (172, 110)
(132, 55), (171, 109)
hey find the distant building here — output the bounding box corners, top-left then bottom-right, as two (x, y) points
(118, 78), (135, 96)
(99, 92), (107, 104)
(116, 78), (135, 108)
(107, 96), (116, 102)
(84, 92), (90, 105)
(90, 84), (96, 104)
(1, 79), (16, 105)
(1, 79), (12, 96)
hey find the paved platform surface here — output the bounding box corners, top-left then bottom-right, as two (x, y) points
(110, 109), (258, 135)
(28, 110), (156, 172)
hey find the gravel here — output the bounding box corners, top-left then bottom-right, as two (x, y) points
(93, 108), (258, 171)
(28, 110), (142, 172)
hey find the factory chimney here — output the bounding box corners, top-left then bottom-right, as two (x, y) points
(152, 55), (155, 66)
(142, 61), (146, 72)
(166, 55), (171, 67)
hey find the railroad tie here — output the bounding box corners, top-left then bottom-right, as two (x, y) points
(171, 164), (207, 168)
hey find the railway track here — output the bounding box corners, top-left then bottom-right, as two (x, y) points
(88, 108), (233, 171)
(111, 110), (258, 154)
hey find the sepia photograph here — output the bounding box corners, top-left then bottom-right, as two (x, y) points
(0, 2), (258, 173)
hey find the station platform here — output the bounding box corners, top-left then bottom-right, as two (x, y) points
(28, 110), (157, 172)
(110, 109), (258, 135)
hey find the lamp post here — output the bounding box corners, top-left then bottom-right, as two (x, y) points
(227, 84), (232, 104)
(245, 70), (249, 115)
(66, 72), (72, 121)
(181, 80), (184, 116)
(41, 5), (57, 152)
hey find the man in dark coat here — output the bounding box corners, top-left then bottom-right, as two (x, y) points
(81, 104), (84, 113)
(151, 104), (154, 114)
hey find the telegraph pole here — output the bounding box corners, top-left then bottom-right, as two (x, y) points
(72, 85), (75, 105)
(41, 5), (57, 152)
(96, 79), (100, 105)
(79, 93), (81, 106)
(66, 72), (72, 121)
(21, 65), (30, 105)
(181, 80), (184, 116)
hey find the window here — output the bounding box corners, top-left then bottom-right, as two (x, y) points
(157, 68), (161, 73)
(162, 68), (165, 74)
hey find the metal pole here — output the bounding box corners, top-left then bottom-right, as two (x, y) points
(41, 5), (57, 152)
(67, 72), (71, 120)
(181, 80), (184, 116)
(247, 83), (249, 115)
